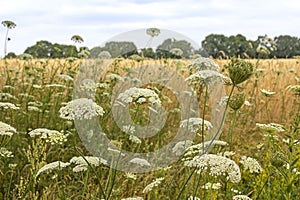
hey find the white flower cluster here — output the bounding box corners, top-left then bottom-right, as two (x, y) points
(57, 74), (73, 81)
(239, 156), (262, 174)
(106, 73), (124, 82)
(142, 177), (164, 193)
(36, 161), (70, 177)
(0, 102), (20, 110)
(185, 70), (228, 86)
(59, 98), (105, 120)
(45, 84), (66, 88)
(183, 140), (228, 158)
(202, 182), (222, 190)
(187, 57), (220, 72)
(118, 87), (161, 106)
(172, 140), (193, 156)
(124, 172), (137, 180)
(80, 79), (98, 92)
(286, 85), (300, 95)
(121, 197), (143, 200)
(129, 135), (142, 144)
(129, 157), (151, 167)
(187, 196), (201, 200)
(28, 128), (68, 144)
(0, 93), (18, 101)
(256, 122), (285, 133)
(184, 154), (241, 183)
(0, 121), (17, 136)
(232, 195), (252, 200)
(180, 118), (213, 133)
(0, 147), (14, 158)
(260, 89), (276, 97)
(70, 156), (108, 173)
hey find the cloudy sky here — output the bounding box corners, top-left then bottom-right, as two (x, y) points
(1, 0), (299, 57)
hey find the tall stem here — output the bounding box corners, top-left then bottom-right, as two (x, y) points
(4, 28), (9, 57)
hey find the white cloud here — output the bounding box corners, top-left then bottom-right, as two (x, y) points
(0, 0), (299, 57)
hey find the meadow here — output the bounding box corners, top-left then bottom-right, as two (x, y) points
(0, 57), (299, 200)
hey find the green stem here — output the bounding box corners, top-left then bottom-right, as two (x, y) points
(228, 110), (237, 150)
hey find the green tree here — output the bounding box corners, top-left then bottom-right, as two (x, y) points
(1, 20), (16, 57)
(156, 38), (194, 58)
(272, 35), (300, 58)
(202, 34), (229, 58)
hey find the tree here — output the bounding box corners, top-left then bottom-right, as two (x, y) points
(4, 52), (17, 59)
(156, 38), (194, 58)
(202, 34), (229, 58)
(272, 35), (300, 58)
(1, 20), (16, 57)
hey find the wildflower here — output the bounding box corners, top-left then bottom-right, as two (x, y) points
(106, 73), (124, 82)
(142, 177), (164, 193)
(98, 51), (112, 59)
(45, 84), (66, 88)
(184, 154), (241, 183)
(225, 58), (253, 85)
(0, 102), (19, 110)
(28, 106), (40, 112)
(188, 196), (201, 200)
(80, 79), (98, 92)
(185, 70), (228, 86)
(0, 147), (14, 157)
(118, 87), (161, 106)
(146, 28), (160, 37)
(217, 151), (235, 158)
(71, 35), (84, 43)
(202, 182), (222, 190)
(184, 140), (228, 156)
(180, 118), (213, 133)
(36, 161), (70, 177)
(187, 57), (220, 72)
(260, 89), (275, 97)
(59, 98), (105, 120)
(170, 48), (183, 56)
(129, 158), (151, 166)
(228, 93), (245, 110)
(256, 122), (285, 133)
(121, 197), (144, 200)
(122, 125), (135, 134)
(57, 74), (73, 81)
(70, 156), (107, 166)
(129, 135), (142, 144)
(129, 54), (144, 62)
(0, 93), (18, 101)
(244, 100), (252, 106)
(18, 53), (33, 60)
(72, 164), (88, 172)
(0, 121), (16, 136)
(32, 84), (43, 89)
(286, 85), (300, 96)
(28, 128), (68, 144)
(124, 172), (137, 180)
(239, 156), (262, 173)
(232, 195), (252, 200)
(172, 140), (193, 156)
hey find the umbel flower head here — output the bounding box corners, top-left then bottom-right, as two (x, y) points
(256, 122), (285, 133)
(187, 57), (220, 72)
(1, 20), (16, 29)
(146, 28), (160, 37)
(59, 98), (105, 120)
(225, 58), (254, 85)
(28, 128), (69, 144)
(0, 121), (17, 137)
(229, 92), (245, 110)
(71, 35), (84, 43)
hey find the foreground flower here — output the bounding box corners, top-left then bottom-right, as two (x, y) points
(36, 161), (70, 177)
(0, 121), (16, 136)
(180, 118), (213, 133)
(188, 196), (201, 200)
(185, 70), (228, 86)
(28, 128), (68, 144)
(59, 98), (105, 120)
(184, 154), (241, 183)
(232, 195), (252, 200)
(260, 89), (276, 97)
(256, 122), (285, 133)
(239, 156), (262, 173)
(142, 177), (164, 193)
(187, 57), (220, 72)
(0, 147), (14, 157)
(202, 182), (222, 190)
(225, 58), (253, 86)
(118, 87), (161, 106)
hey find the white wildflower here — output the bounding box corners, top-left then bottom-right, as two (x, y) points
(142, 177), (164, 193)
(0, 121), (16, 136)
(0, 93), (18, 101)
(28, 128), (68, 144)
(286, 85), (300, 95)
(124, 172), (137, 180)
(45, 84), (66, 88)
(129, 158), (151, 167)
(80, 79), (98, 92)
(59, 98), (105, 120)
(260, 89), (275, 97)
(172, 140), (193, 156)
(184, 154), (241, 183)
(129, 135), (142, 144)
(121, 197), (143, 200)
(188, 196), (201, 200)
(202, 182), (222, 190)
(256, 122), (285, 133)
(244, 100), (252, 106)
(118, 87), (161, 106)
(57, 74), (73, 81)
(28, 106), (40, 112)
(36, 161), (70, 177)
(122, 125), (135, 134)
(232, 195), (252, 200)
(0, 102), (19, 110)
(0, 147), (14, 157)
(180, 118), (213, 133)
(239, 156), (262, 173)
(184, 140), (228, 156)
(217, 151), (236, 158)
(72, 164), (88, 173)
(187, 57), (220, 71)
(106, 73), (124, 82)
(70, 156), (107, 166)
(32, 84), (43, 89)
(185, 70), (229, 86)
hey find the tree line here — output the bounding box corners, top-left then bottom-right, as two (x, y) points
(4, 34), (300, 59)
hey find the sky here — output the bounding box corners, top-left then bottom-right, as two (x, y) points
(1, 0), (300, 57)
